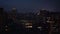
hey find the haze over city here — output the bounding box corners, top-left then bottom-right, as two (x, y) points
(0, 0), (60, 13)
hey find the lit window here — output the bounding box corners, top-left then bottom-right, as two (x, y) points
(25, 26), (32, 28)
(25, 23), (32, 28)
(25, 23), (32, 26)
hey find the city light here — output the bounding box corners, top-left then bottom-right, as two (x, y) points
(37, 26), (42, 30)
(25, 23), (32, 26)
(25, 26), (32, 28)
(0, 8), (59, 34)
(24, 23), (32, 28)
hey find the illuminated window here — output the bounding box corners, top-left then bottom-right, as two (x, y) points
(25, 26), (32, 28)
(20, 20), (32, 28)
(25, 23), (32, 25)
(25, 23), (32, 28)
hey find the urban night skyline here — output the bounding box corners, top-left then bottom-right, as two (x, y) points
(0, 0), (60, 34)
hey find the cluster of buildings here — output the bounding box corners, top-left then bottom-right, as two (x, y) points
(36, 10), (60, 34)
(0, 8), (60, 34)
(17, 9), (60, 34)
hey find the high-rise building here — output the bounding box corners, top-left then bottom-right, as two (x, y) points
(0, 8), (3, 14)
(46, 12), (60, 34)
(0, 8), (4, 23)
(11, 8), (17, 23)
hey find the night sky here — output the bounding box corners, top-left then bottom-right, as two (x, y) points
(0, 0), (60, 13)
